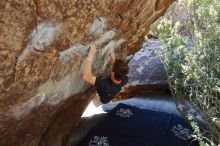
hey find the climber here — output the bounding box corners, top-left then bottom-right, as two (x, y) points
(83, 45), (129, 104)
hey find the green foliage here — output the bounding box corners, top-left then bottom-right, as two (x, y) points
(157, 0), (220, 145)
(157, 19), (188, 97)
(188, 115), (216, 146)
(159, 0), (220, 118)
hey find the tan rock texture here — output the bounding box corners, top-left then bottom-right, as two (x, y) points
(0, 0), (174, 145)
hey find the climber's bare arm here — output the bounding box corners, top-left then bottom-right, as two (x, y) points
(110, 50), (115, 66)
(83, 45), (97, 85)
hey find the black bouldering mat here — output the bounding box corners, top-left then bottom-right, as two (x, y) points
(77, 103), (199, 146)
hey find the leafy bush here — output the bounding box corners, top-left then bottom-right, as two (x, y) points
(158, 0), (220, 119)
(155, 0), (220, 145)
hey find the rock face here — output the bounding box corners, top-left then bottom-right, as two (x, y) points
(0, 0), (174, 146)
(115, 39), (171, 101)
(128, 40), (167, 85)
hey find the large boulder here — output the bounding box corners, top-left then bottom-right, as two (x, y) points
(128, 40), (167, 85)
(0, 0), (174, 145)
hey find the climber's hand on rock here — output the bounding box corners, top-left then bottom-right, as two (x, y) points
(110, 50), (115, 59)
(110, 50), (115, 65)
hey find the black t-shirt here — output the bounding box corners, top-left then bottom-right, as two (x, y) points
(95, 76), (128, 104)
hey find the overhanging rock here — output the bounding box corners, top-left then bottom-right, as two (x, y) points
(0, 0), (174, 145)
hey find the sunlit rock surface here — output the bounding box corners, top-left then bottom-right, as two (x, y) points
(128, 40), (167, 85)
(115, 39), (171, 100)
(0, 0), (174, 145)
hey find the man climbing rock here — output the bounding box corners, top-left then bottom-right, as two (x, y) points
(83, 45), (129, 104)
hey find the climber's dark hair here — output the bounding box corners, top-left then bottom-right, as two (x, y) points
(112, 59), (129, 81)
